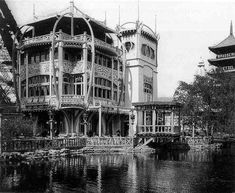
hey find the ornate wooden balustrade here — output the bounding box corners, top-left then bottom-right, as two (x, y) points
(1, 137), (87, 152)
(86, 137), (135, 147)
(138, 125), (175, 135)
(22, 32), (118, 53)
(1, 137), (138, 152)
(186, 137), (212, 146)
(60, 95), (85, 106)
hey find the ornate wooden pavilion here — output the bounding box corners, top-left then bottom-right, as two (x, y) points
(132, 100), (182, 145)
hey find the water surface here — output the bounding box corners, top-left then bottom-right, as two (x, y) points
(0, 145), (234, 193)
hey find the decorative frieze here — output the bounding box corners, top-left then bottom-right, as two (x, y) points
(21, 32), (120, 55)
(20, 96), (51, 110)
(20, 62), (50, 80)
(92, 98), (118, 107)
(60, 95), (85, 106)
(94, 63), (112, 79)
(63, 60), (83, 74)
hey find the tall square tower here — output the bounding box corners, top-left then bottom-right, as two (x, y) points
(119, 21), (159, 107)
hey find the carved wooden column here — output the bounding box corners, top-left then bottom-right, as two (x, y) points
(178, 107), (181, 129)
(82, 38), (88, 97)
(47, 110), (54, 139)
(117, 59), (120, 102)
(18, 51), (21, 100)
(98, 105), (102, 137)
(70, 1), (74, 36)
(49, 45), (52, 98)
(143, 110), (146, 133)
(58, 30), (64, 105)
(171, 110), (174, 133)
(0, 112), (2, 154)
(25, 51), (29, 98)
(136, 109), (141, 134)
(111, 57), (114, 101)
(152, 109), (156, 133)
(129, 108), (135, 137)
(83, 111), (88, 137)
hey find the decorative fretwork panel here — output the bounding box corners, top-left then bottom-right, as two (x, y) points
(60, 95), (85, 106)
(94, 63), (112, 79)
(63, 60), (83, 74)
(1, 137), (87, 152)
(86, 137), (134, 147)
(28, 62), (50, 78)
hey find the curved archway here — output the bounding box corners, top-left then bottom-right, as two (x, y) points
(51, 8), (95, 109)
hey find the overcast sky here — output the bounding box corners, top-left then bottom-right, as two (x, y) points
(6, 0), (235, 97)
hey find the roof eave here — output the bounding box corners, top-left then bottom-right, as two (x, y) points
(25, 15), (117, 34)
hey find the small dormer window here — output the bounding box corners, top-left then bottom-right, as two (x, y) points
(125, 41), (134, 52)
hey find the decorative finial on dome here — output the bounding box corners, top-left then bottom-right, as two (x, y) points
(137, 0), (140, 23)
(104, 11), (107, 25)
(155, 15), (157, 34)
(230, 20), (233, 35)
(118, 5), (120, 26)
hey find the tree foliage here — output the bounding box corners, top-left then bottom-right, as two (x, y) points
(174, 70), (235, 134)
(2, 115), (34, 140)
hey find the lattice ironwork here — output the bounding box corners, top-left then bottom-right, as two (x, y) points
(0, 39), (14, 104)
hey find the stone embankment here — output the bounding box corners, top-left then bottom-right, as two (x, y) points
(0, 146), (156, 162)
(189, 143), (223, 150)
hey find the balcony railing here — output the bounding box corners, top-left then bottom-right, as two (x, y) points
(222, 65), (235, 72)
(92, 97), (119, 107)
(137, 125), (180, 135)
(22, 32), (118, 54)
(1, 137), (136, 152)
(24, 96), (50, 105)
(21, 96), (59, 109)
(216, 52), (235, 59)
(86, 137), (134, 147)
(1, 137), (87, 152)
(61, 95), (85, 106)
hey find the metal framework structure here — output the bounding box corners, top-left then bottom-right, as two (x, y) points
(0, 0), (20, 106)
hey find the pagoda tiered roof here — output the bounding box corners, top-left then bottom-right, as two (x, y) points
(208, 56), (235, 67)
(209, 22), (235, 54)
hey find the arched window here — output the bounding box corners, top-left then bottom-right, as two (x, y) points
(125, 41), (135, 52)
(141, 44), (147, 56)
(141, 44), (155, 59)
(145, 46), (150, 57)
(36, 87), (39, 96)
(40, 87), (45, 96)
(144, 83), (152, 94)
(150, 48), (155, 59)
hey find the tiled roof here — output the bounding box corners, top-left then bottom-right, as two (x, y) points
(209, 21), (235, 53)
(209, 34), (235, 50)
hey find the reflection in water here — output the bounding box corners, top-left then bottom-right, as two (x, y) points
(0, 145), (235, 193)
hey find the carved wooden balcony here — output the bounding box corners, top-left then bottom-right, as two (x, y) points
(137, 125), (180, 136)
(21, 32), (120, 55)
(86, 137), (134, 147)
(92, 97), (118, 107)
(60, 95), (85, 107)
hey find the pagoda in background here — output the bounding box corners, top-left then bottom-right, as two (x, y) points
(208, 21), (235, 74)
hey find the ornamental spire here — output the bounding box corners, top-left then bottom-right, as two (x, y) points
(230, 20), (233, 35)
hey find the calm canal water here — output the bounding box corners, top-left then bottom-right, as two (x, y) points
(0, 145), (235, 193)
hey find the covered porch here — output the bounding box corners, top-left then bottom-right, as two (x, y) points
(133, 101), (182, 137)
